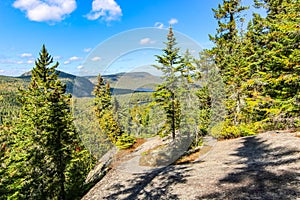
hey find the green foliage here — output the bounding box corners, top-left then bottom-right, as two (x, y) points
(153, 26), (184, 140)
(73, 97), (112, 159)
(93, 74), (135, 149)
(0, 76), (27, 126)
(115, 133), (136, 149)
(208, 0), (300, 136)
(1, 45), (94, 200)
(153, 26), (200, 141)
(65, 148), (95, 200)
(211, 120), (259, 139)
(195, 85), (211, 135)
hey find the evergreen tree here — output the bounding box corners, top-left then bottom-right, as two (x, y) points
(153, 26), (184, 139)
(93, 74), (135, 149)
(209, 0), (249, 128)
(2, 45), (93, 200)
(245, 0), (300, 128)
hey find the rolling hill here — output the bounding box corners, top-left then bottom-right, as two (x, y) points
(1, 71), (162, 98)
(20, 70), (95, 97)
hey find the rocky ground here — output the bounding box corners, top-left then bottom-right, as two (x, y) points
(83, 131), (300, 200)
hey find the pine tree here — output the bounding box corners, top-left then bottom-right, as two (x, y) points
(245, 0), (300, 128)
(3, 45), (92, 199)
(153, 26), (184, 139)
(209, 0), (249, 128)
(93, 74), (135, 148)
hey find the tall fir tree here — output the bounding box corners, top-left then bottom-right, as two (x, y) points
(209, 0), (249, 128)
(93, 75), (122, 144)
(93, 74), (135, 149)
(2, 45), (93, 200)
(153, 26), (184, 139)
(245, 0), (300, 128)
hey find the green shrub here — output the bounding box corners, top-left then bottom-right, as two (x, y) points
(115, 134), (136, 149)
(210, 120), (258, 139)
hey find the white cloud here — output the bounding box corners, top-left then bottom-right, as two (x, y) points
(86, 0), (122, 21)
(13, 0), (76, 22)
(69, 56), (81, 61)
(63, 56), (82, 64)
(17, 61), (24, 64)
(139, 38), (156, 45)
(27, 59), (35, 64)
(91, 56), (101, 61)
(0, 59), (16, 64)
(77, 65), (83, 69)
(83, 48), (92, 53)
(154, 22), (164, 29)
(54, 55), (62, 60)
(20, 53), (32, 57)
(169, 18), (178, 25)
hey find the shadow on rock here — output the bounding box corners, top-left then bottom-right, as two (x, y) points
(106, 165), (191, 200)
(196, 136), (300, 199)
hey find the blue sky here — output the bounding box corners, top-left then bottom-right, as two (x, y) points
(0, 0), (257, 76)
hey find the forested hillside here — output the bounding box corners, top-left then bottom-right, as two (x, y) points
(0, 0), (299, 199)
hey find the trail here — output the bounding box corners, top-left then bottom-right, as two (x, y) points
(83, 131), (300, 200)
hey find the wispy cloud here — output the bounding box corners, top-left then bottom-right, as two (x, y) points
(77, 65), (83, 69)
(169, 18), (178, 25)
(20, 53), (32, 58)
(63, 56), (82, 64)
(69, 56), (81, 61)
(154, 22), (164, 29)
(54, 55), (62, 60)
(27, 59), (35, 64)
(83, 48), (92, 53)
(91, 56), (101, 61)
(13, 0), (76, 22)
(0, 59), (25, 65)
(86, 0), (122, 21)
(139, 38), (156, 45)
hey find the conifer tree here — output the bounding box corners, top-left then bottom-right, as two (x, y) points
(93, 75), (122, 143)
(153, 26), (184, 139)
(3, 45), (92, 199)
(245, 0), (300, 128)
(93, 74), (135, 148)
(209, 0), (249, 127)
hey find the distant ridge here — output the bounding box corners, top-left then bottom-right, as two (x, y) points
(20, 70), (76, 79)
(87, 72), (162, 92)
(19, 70), (94, 97)
(2, 71), (162, 97)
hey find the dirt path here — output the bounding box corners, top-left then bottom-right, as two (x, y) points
(82, 131), (300, 200)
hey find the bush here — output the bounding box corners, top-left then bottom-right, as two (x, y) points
(210, 120), (259, 139)
(115, 134), (136, 149)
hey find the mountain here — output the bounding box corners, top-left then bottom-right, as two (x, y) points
(1, 71), (162, 98)
(87, 72), (162, 94)
(20, 70), (95, 97)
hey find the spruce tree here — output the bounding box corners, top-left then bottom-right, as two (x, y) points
(209, 0), (249, 128)
(245, 0), (300, 128)
(3, 45), (89, 199)
(93, 74), (135, 148)
(153, 26), (184, 139)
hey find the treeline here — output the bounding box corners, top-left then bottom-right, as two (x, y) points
(205, 0), (300, 137)
(113, 0), (300, 142)
(0, 77), (27, 125)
